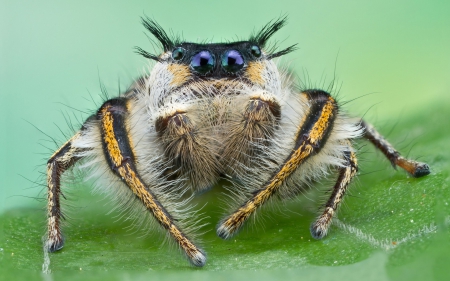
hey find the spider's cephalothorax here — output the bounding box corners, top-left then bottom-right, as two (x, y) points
(45, 17), (430, 267)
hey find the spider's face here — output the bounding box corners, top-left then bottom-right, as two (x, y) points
(136, 18), (296, 104)
(164, 41), (266, 82)
(148, 41), (279, 102)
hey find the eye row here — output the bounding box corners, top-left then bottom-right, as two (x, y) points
(171, 46), (262, 75)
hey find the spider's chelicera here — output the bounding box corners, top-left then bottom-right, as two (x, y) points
(45, 17), (430, 267)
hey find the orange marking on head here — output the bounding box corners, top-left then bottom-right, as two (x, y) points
(167, 64), (191, 87)
(245, 61), (265, 85)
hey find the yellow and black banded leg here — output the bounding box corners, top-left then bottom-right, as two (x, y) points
(98, 98), (206, 267)
(310, 140), (358, 239)
(46, 128), (88, 252)
(217, 90), (337, 239)
(362, 121), (430, 177)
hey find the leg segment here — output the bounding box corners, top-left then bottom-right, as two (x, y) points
(310, 140), (358, 239)
(98, 98), (206, 266)
(217, 90), (337, 239)
(221, 93), (281, 174)
(362, 121), (430, 177)
(46, 132), (85, 252)
(155, 109), (219, 191)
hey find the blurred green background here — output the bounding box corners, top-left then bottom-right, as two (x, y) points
(1, 0), (450, 280)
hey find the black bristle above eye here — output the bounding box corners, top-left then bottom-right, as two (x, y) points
(134, 46), (160, 62)
(267, 44), (298, 59)
(141, 17), (174, 51)
(250, 16), (288, 47)
(135, 16), (295, 62)
(135, 17), (178, 61)
(248, 16), (296, 59)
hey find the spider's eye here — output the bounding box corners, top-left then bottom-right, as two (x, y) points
(221, 50), (244, 73)
(172, 47), (185, 60)
(191, 50), (215, 74)
(250, 45), (261, 58)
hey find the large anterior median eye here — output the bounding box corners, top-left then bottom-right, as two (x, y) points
(221, 50), (244, 73)
(191, 50), (215, 74)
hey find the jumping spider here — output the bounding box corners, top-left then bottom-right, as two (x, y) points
(45, 17), (430, 267)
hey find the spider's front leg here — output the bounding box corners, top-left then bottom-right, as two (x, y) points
(98, 98), (206, 266)
(217, 90), (337, 239)
(46, 129), (88, 252)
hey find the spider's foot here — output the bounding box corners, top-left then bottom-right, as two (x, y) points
(216, 223), (234, 240)
(411, 162), (430, 178)
(45, 235), (64, 252)
(216, 218), (241, 240)
(310, 207), (334, 240)
(396, 157), (430, 178)
(188, 248), (207, 267)
(217, 208), (250, 239)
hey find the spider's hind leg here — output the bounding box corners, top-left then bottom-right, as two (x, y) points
(310, 140), (358, 239)
(362, 121), (430, 177)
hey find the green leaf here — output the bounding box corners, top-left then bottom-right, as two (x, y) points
(1, 102), (449, 281)
(2, 1), (450, 279)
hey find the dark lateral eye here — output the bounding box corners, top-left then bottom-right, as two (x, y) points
(222, 50), (244, 73)
(172, 47), (185, 60)
(191, 50), (215, 74)
(250, 45), (261, 58)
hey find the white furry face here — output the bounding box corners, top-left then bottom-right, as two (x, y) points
(145, 44), (285, 109)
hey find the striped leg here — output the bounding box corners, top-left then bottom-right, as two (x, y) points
(46, 132), (85, 252)
(362, 121), (430, 177)
(310, 140), (358, 239)
(98, 98), (205, 267)
(217, 90), (337, 239)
